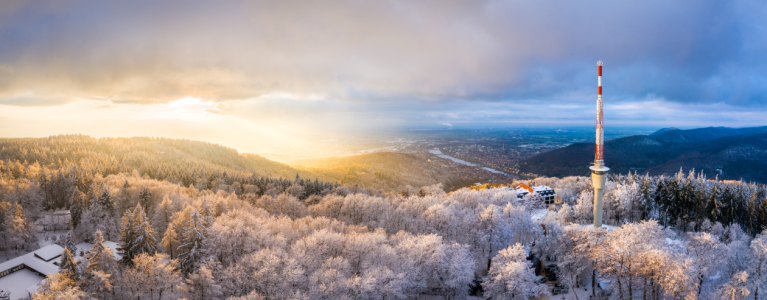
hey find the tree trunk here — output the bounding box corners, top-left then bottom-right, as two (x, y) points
(643, 277), (647, 300)
(592, 269), (596, 299)
(629, 276), (633, 300)
(651, 270), (656, 300)
(698, 275), (703, 297)
(618, 277), (624, 300)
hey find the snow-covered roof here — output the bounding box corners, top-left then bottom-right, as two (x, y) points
(0, 269), (44, 300)
(33, 244), (64, 262)
(531, 185), (555, 193)
(20, 256), (59, 276)
(516, 183), (534, 193)
(0, 240), (119, 299)
(0, 251), (60, 277)
(511, 184), (555, 197)
(0, 256), (26, 273)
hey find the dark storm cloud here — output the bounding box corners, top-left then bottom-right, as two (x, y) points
(0, 0), (764, 110)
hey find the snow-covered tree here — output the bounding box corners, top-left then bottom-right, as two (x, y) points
(183, 266), (222, 300)
(32, 271), (86, 300)
(85, 229), (117, 274)
(3, 202), (31, 252)
(128, 253), (183, 300)
(131, 204), (156, 257)
(718, 271), (750, 300)
(749, 232), (767, 300)
(597, 221), (666, 299)
(64, 233), (77, 255)
(482, 243), (548, 300)
(347, 266), (406, 300)
(226, 290), (265, 300)
(152, 195), (176, 242)
(687, 232), (727, 296)
(59, 248), (78, 280)
(522, 193), (545, 211)
(179, 210), (208, 273)
(78, 187), (119, 241)
(308, 256), (351, 300)
(556, 225), (591, 297)
(574, 190), (594, 224)
(162, 222), (180, 260)
(556, 203), (574, 225)
(84, 270), (112, 300)
(119, 204), (157, 264)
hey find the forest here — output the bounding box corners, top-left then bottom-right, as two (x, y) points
(0, 135), (458, 192)
(2, 140), (767, 299)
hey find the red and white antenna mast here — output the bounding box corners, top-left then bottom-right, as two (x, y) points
(590, 60), (609, 228)
(595, 61), (604, 165)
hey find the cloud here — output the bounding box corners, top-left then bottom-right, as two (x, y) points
(0, 0), (765, 138)
(0, 0), (763, 107)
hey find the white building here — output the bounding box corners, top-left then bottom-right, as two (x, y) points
(513, 183), (558, 206)
(0, 241), (120, 300)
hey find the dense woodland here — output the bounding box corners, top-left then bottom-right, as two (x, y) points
(3, 140), (767, 299)
(0, 135), (457, 192)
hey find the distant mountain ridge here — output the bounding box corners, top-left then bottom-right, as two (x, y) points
(649, 126), (767, 143)
(518, 126), (767, 183)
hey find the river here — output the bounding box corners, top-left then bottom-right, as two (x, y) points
(428, 148), (514, 177)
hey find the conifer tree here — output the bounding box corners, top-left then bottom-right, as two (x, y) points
(199, 199), (214, 227)
(65, 233), (77, 255)
(179, 210), (207, 273)
(139, 187), (152, 212)
(59, 248), (78, 279)
(131, 204), (157, 258)
(5, 203), (30, 252)
(162, 222), (180, 260)
(97, 186), (114, 216)
(119, 204), (156, 264)
(152, 195), (174, 240)
(708, 183), (722, 224)
(87, 230), (107, 272)
(69, 188), (85, 229)
(118, 206), (137, 264)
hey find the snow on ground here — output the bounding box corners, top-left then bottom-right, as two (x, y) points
(0, 269), (44, 300)
(532, 282), (595, 300)
(415, 296), (482, 300)
(531, 209), (548, 223)
(75, 241), (122, 261)
(575, 223), (617, 231)
(1, 230), (70, 263)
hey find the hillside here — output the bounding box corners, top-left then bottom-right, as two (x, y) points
(0, 135), (316, 183)
(518, 127), (767, 183)
(0, 135), (458, 192)
(648, 126), (767, 143)
(291, 152), (461, 191)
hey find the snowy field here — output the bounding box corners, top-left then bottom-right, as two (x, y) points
(0, 269), (44, 300)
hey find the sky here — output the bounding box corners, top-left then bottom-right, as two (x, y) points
(0, 0), (766, 154)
